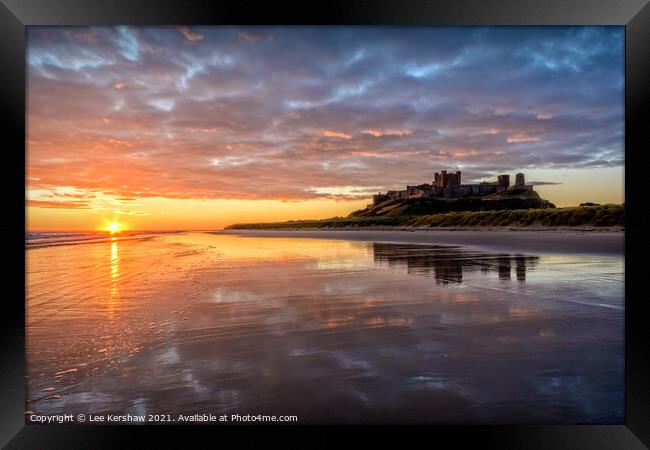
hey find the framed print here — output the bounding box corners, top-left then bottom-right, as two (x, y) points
(2, 0), (649, 448)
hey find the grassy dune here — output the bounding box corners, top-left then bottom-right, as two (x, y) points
(225, 204), (624, 229)
(407, 203), (624, 227)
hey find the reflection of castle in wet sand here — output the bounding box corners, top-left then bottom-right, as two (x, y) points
(372, 243), (539, 284)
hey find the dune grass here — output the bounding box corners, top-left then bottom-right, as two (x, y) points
(407, 203), (624, 227)
(225, 204), (624, 229)
(226, 215), (404, 229)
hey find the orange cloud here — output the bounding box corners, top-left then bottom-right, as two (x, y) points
(50, 192), (96, 199)
(321, 130), (352, 140)
(450, 149), (478, 157)
(179, 26), (204, 43)
(27, 199), (92, 209)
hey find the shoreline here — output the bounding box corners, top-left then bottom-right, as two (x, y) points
(217, 227), (624, 256)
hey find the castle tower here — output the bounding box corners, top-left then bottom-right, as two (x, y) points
(515, 173), (525, 187)
(434, 169), (462, 189)
(497, 174), (510, 189)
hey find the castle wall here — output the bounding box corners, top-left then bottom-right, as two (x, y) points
(373, 170), (530, 205)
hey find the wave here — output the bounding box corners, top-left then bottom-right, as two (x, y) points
(26, 231), (163, 249)
(27, 232), (92, 241)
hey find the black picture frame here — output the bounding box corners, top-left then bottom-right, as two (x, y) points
(2, 0), (648, 448)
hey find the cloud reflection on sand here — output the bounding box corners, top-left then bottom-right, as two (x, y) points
(26, 233), (623, 423)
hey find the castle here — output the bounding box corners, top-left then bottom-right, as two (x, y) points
(372, 170), (532, 206)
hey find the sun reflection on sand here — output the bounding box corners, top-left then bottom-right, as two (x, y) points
(108, 238), (120, 318)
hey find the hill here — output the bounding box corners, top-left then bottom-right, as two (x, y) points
(351, 188), (555, 218)
(225, 203), (624, 230)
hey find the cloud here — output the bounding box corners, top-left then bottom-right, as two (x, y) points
(527, 181), (563, 186)
(179, 26), (204, 43)
(235, 30), (272, 43)
(507, 135), (541, 144)
(50, 191), (96, 199)
(26, 26), (624, 206)
(363, 129), (412, 137)
(321, 130), (353, 140)
(27, 199), (92, 209)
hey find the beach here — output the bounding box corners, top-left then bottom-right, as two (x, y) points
(22, 23), (628, 430)
(219, 227), (624, 256)
(26, 231), (624, 423)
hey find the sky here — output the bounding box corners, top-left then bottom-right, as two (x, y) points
(26, 26), (625, 231)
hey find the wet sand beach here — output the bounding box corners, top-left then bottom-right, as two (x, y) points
(26, 231), (624, 424)
(220, 228), (624, 256)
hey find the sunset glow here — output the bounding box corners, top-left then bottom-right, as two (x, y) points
(26, 26), (624, 231)
(100, 219), (125, 234)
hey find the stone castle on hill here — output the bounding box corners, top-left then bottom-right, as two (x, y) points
(372, 170), (533, 206)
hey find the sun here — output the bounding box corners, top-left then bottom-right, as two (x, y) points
(105, 221), (123, 234)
